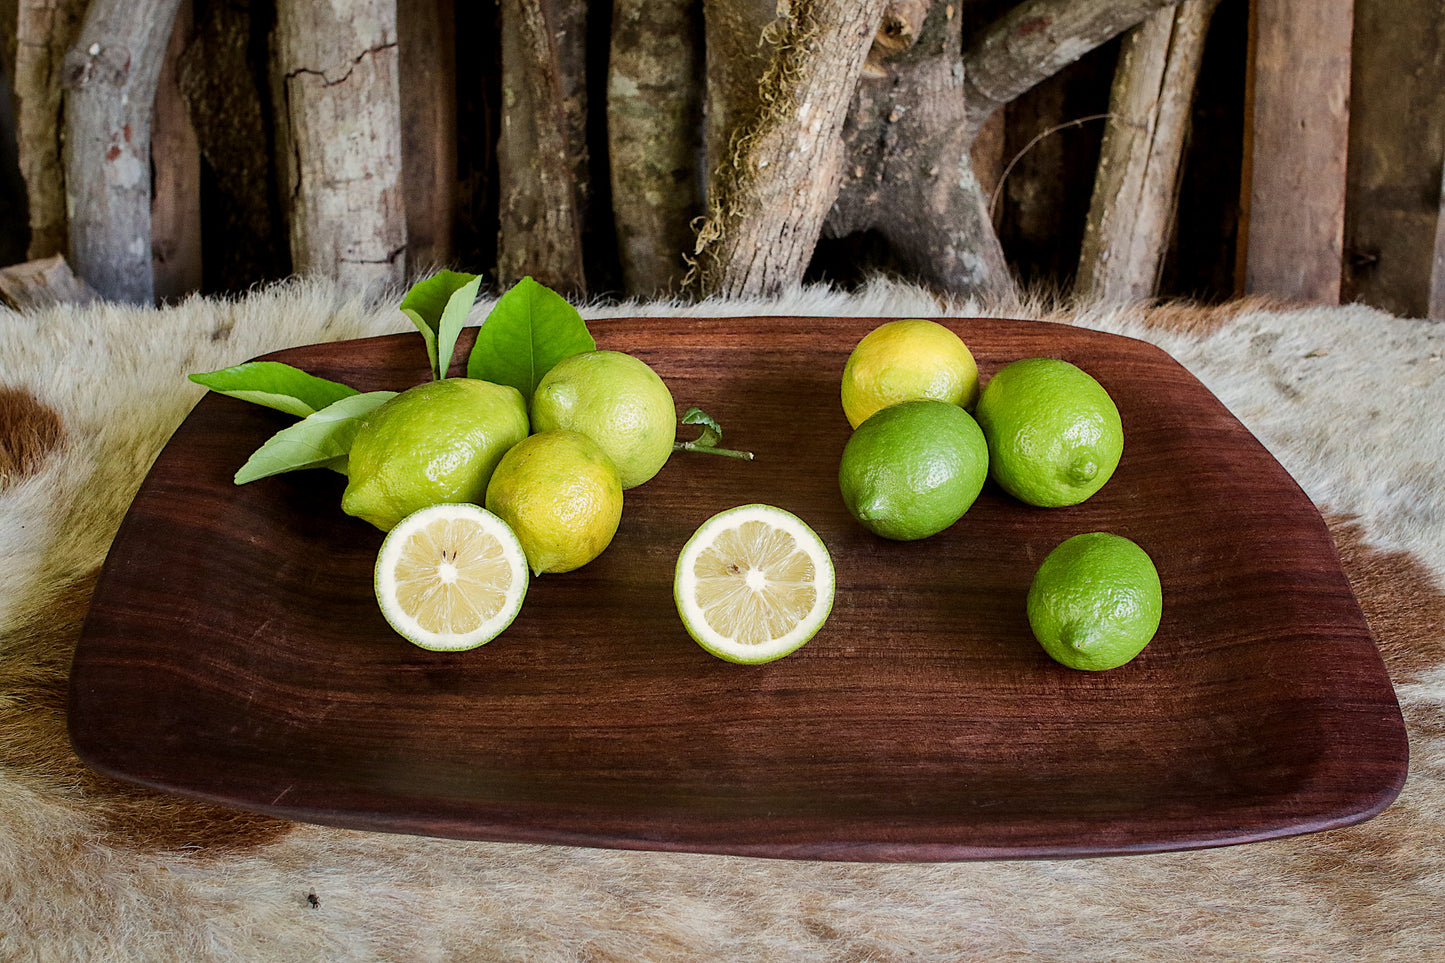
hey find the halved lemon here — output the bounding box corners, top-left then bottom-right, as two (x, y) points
(673, 504), (836, 664)
(374, 503), (528, 651)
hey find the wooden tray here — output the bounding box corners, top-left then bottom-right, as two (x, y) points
(69, 316), (1408, 861)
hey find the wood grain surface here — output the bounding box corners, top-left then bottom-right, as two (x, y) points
(68, 316), (1408, 861)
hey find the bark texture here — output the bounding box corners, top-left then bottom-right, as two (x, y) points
(7, 0), (86, 261)
(273, 0), (406, 295)
(1076, 0), (1218, 302)
(607, 0), (703, 295)
(827, 0), (1013, 301)
(496, 0), (588, 296)
(62, 0), (184, 303)
(688, 0), (890, 298)
(398, 0), (457, 276)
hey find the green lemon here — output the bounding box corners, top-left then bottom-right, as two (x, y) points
(485, 430), (624, 575)
(974, 358), (1123, 508)
(530, 350), (676, 489)
(1027, 532), (1163, 671)
(342, 378), (529, 532)
(838, 399), (989, 541)
(840, 319), (980, 428)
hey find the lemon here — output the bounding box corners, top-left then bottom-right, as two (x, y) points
(673, 504), (835, 664)
(838, 399), (989, 541)
(342, 378), (529, 532)
(840, 319), (980, 428)
(1026, 532), (1162, 670)
(974, 358), (1123, 508)
(485, 430), (624, 575)
(530, 350), (677, 489)
(373, 503), (529, 651)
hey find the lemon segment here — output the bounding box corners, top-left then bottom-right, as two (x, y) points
(374, 503), (529, 651)
(674, 504), (835, 664)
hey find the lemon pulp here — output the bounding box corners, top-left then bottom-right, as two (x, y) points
(674, 504), (835, 664)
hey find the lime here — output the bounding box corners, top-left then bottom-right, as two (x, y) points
(485, 430), (624, 575)
(530, 350), (676, 489)
(838, 399), (989, 541)
(674, 504), (835, 664)
(373, 503), (529, 651)
(1026, 532), (1162, 670)
(973, 358), (1123, 508)
(840, 319), (980, 428)
(342, 378), (529, 532)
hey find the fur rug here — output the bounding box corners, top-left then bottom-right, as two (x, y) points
(1, 277), (1442, 961)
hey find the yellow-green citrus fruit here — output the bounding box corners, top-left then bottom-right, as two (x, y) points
(342, 378), (529, 532)
(973, 358), (1123, 508)
(673, 504), (835, 664)
(373, 503), (529, 651)
(840, 319), (980, 428)
(838, 399), (989, 541)
(484, 430), (624, 575)
(1026, 532), (1163, 671)
(530, 350), (677, 489)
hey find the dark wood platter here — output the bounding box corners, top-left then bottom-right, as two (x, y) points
(69, 316), (1408, 861)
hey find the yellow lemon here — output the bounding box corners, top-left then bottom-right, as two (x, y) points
(840, 319), (980, 428)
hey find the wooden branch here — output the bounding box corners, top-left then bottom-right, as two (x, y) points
(701, 0), (780, 186)
(1237, 0), (1353, 303)
(273, 0), (406, 294)
(8, 0), (86, 261)
(1076, 0), (1218, 302)
(961, 0), (1180, 142)
(688, 0), (890, 299)
(62, 0), (184, 304)
(827, 1), (1014, 300)
(398, 0), (457, 276)
(608, 0), (704, 295)
(496, 0), (588, 296)
(150, 0), (201, 302)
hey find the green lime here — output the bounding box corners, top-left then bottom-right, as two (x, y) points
(841, 319), (980, 428)
(838, 399), (989, 541)
(530, 350), (676, 489)
(1026, 532), (1162, 671)
(974, 358), (1123, 508)
(342, 378), (529, 532)
(673, 504), (835, 664)
(485, 430), (624, 575)
(374, 503), (529, 651)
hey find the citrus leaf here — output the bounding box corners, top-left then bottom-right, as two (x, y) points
(234, 390), (397, 484)
(400, 270), (484, 380)
(466, 276), (595, 401)
(189, 361), (359, 418)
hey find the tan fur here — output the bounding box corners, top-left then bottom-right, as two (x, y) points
(1, 277), (1442, 961)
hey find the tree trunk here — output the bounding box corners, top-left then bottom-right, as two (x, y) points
(398, 0), (457, 277)
(701, 0), (779, 183)
(607, 0), (704, 295)
(688, 0), (890, 299)
(827, 0), (1014, 301)
(496, 0), (588, 296)
(62, 0), (184, 304)
(150, 0), (202, 302)
(7, 0), (87, 261)
(272, 0), (406, 295)
(1076, 0), (1218, 302)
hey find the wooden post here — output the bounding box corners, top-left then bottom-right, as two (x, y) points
(273, 0), (407, 294)
(1077, 0), (1219, 303)
(150, 0), (202, 301)
(1430, 163), (1445, 320)
(1237, 0), (1354, 303)
(398, 0), (457, 277)
(62, 0), (184, 304)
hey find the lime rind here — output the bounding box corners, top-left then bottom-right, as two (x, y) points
(673, 504), (836, 664)
(374, 503), (529, 651)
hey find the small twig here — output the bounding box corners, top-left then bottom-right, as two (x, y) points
(988, 113), (1115, 222)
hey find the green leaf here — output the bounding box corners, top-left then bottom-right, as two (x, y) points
(234, 390), (397, 484)
(400, 270), (484, 380)
(189, 362), (359, 418)
(467, 276), (595, 401)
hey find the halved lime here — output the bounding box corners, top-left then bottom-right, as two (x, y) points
(673, 504), (835, 664)
(374, 503), (528, 651)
